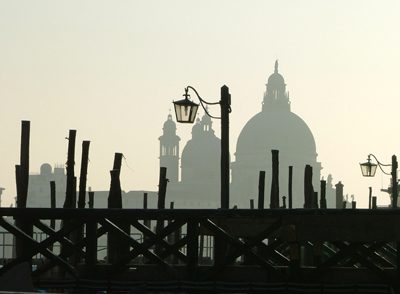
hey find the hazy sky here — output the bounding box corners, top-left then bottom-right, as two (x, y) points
(2, 1), (400, 208)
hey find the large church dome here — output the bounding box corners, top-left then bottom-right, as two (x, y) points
(236, 110), (316, 159)
(236, 60), (316, 159)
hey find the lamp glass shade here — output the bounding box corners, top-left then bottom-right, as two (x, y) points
(173, 98), (199, 123)
(360, 161), (378, 177)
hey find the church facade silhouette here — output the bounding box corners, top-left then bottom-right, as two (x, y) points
(163, 61), (327, 208)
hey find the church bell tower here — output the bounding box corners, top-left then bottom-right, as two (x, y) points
(158, 113), (180, 183)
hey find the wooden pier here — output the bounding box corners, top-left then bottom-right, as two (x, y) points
(1, 207), (400, 293)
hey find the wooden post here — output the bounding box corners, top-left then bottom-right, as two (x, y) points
(78, 141), (90, 209)
(18, 120), (30, 208)
(143, 193), (151, 230)
(392, 155), (398, 208)
(113, 152), (123, 176)
(72, 141), (91, 266)
(58, 130), (76, 278)
(143, 192), (150, 264)
(49, 181), (56, 252)
(50, 181), (56, 211)
(168, 202), (175, 263)
(157, 167), (168, 210)
(288, 166), (293, 209)
(107, 152), (129, 265)
(88, 191), (94, 208)
(287, 225), (300, 282)
(320, 180), (327, 209)
(335, 181), (344, 209)
(372, 196), (377, 209)
(85, 217), (98, 280)
(107, 169), (120, 264)
(15, 165), (21, 205)
(50, 181), (56, 230)
(15, 121), (33, 266)
(313, 192), (318, 208)
(369, 187), (372, 209)
(258, 171), (265, 209)
(64, 130), (77, 209)
(187, 219), (199, 280)
(304, 165), (314, 208)
(155, 167), (168, 257)
(108, 153), (123, 209)
(270, 150), (279, 209)
(220, 85), (230, 209)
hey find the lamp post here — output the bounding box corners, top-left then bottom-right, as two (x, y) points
(173, 85), (231, 209)
(360, 154), (398, 209)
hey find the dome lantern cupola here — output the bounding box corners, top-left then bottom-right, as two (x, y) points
(262, 60), (290, 111)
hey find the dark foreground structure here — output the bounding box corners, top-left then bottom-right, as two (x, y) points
(1, 207), (400, 293)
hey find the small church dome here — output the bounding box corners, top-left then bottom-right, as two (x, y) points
(181, 134), (220, 168)
(40, 163), (52, 175)
(268, 72), (285, 85)
(163, 114), (177, 134)
(181, 114), (222, 184)
(267, 60), (285, 85)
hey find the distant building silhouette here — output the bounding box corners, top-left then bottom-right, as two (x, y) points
(26, 163), (158, 209)
(163, 113), (221, 208)
(27, 163), (66, 207)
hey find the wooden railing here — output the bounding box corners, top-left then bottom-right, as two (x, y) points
(1, 208), (400, 293)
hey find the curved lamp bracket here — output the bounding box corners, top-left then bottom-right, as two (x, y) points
(368, 154), (392, 176)
(185, 86), (231, 120)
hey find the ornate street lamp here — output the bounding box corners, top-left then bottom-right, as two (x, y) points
(360, 154), (398, 208)
(360, 156), (378, 177)
(173, 85), (231, 209)
(172, 89), (199, 123)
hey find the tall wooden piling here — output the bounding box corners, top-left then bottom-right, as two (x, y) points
(18, 120), (30, 208)
(258, 171), (265, 209)
(320, 180), (327, 209)
(304, 165), (314, 208)
(15, 121), (33, 265)
(50, 181), (56, 228)
(88, 191), (94, 208)
(270, 150), (279, 209)
(72, 141), (91, 266)
(288, 166), (293, 209)
(155, 167), (168, 256)
(64, 130), (77, 209)
(369, 187), (372, 209)
(78, 141), (90, 209)
(107, 152), (128, 264)
(335, 181), (344, 209)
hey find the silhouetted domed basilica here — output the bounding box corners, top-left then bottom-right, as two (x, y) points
(160, 61), (322, 208)
(231, 61), (321, 208)
(160, 113), (221, 208)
